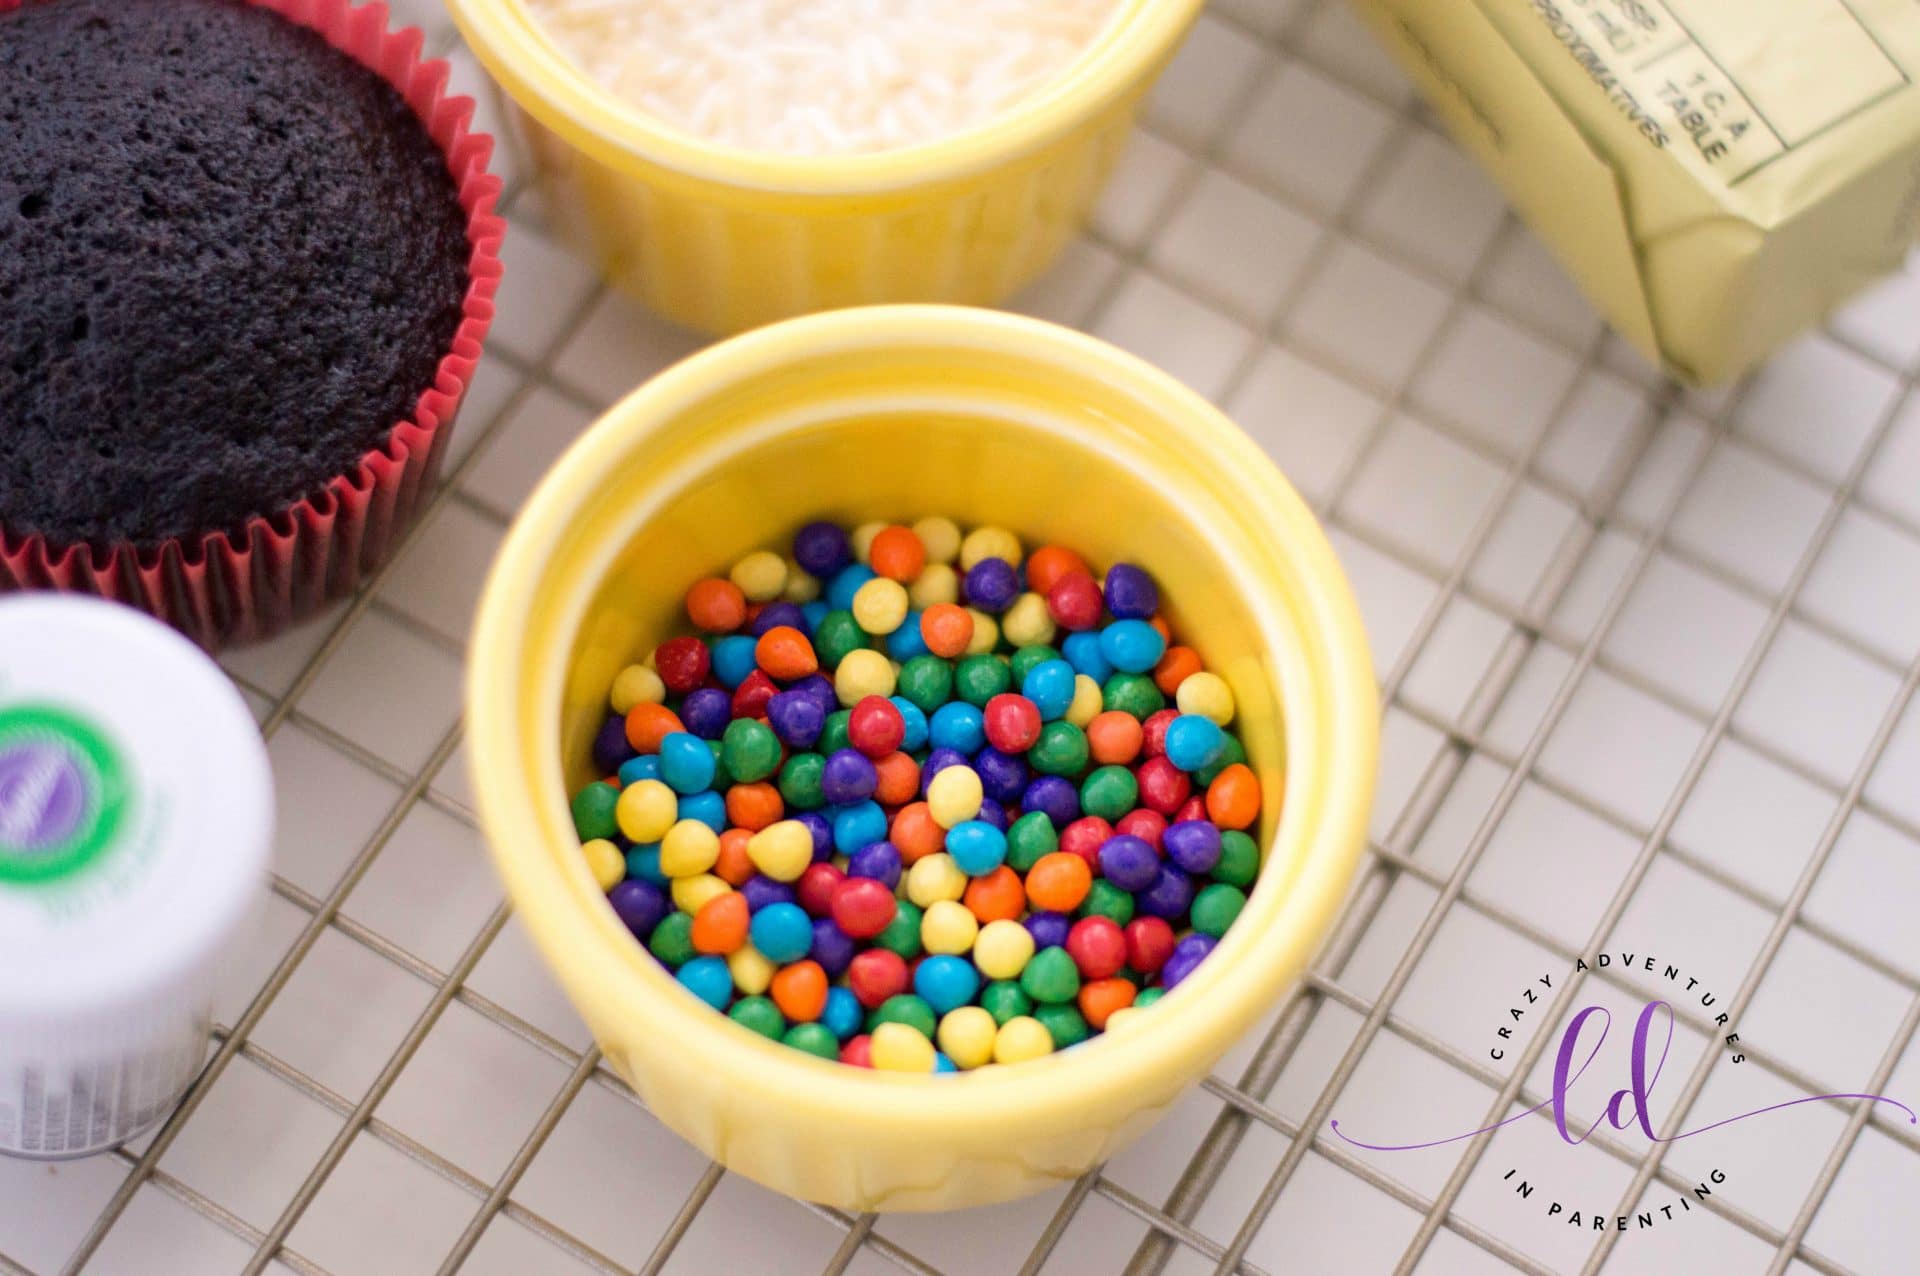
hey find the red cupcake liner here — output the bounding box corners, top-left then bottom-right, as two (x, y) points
(0, 0), (505, 649)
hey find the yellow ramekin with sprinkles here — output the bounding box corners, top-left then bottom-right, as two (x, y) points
(445, 0), (1204, 334)
(466, 307), (1378, 1211)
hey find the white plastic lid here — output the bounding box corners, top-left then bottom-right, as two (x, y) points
(0, 595), (272, 1023)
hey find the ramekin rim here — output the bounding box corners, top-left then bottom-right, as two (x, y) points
(446, 0), (1205, 194)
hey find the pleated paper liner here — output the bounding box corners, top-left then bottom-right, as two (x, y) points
(0, 0), (506, 649)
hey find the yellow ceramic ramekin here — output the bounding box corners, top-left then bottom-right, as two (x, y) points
(445, 0), (1203, 334)
(467, 306), (1377, 1211)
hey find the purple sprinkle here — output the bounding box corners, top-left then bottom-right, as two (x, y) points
(751, 601), (808, 637)
(847, 840), (903, 890)
(767, 689), (826, 749)
(608, 879), (667, 939)
(680, 687), (733, 740)
(963, 558), (1020, 613)
(794, 520), (851, 577)
(975, 746), (1029, 803)
(741, 875), (796, 912)
(822, 748), (878, 804)
(974, 800), (1011, 832)
(1161, 932), (1217, 989)
(1103, 563), (1159, 620)
(1163, 821), (1223, 875)
(1137, 863), (1195, 920)
(592, 714), (636, 775)
(792, 674), (838, 718)
(1021, 775), (1080, 828)
(1098, 835), (1160, 891)
(810, 917), (857, 976)
(920, 747), (968, 794)
(1026, 911), (1072, 949)
(795, 811), (835, 862)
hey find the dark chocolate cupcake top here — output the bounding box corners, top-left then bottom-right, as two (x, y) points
(0, 0), (471, 547)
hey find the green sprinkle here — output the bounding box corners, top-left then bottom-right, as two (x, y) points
(1102, 673), (1165, 720)
(1034, 1003), (1089, 1048)
(980, 980), (1033, 1026)
(783, 1022), (840, 1060)
(896, 654), (955, 713)
(729, 996), (786, 1039)
(1005, 811), (1059, 872)
(874, 900), (924, 960)
(1020, 947), (1081, 1004)
(721, 718), (781, 783)
(1080, 765), (1138, 821)
(649, 912), (696, 967)
(955, 654), (1012, 706)
(1213, 830), (1259, 887)
(778, 752), (827, 810)
(1010, 644), (1062, 683)
(1077, 878), (1135, 926)
(1190, 883), (1246, 937)
(1028, 721), (1090, 776)
(813, 611), (866, 670)
(867, 994), (937, 1038)
(818, 710), (853, 757)
(570, 783), (619, 841)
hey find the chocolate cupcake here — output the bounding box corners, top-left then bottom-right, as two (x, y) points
(0, 0), (504, 647)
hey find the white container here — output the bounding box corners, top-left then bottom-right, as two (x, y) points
(0, 595), (271, 1159)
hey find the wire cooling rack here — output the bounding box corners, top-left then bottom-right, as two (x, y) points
(6, 0), (1920, 1272)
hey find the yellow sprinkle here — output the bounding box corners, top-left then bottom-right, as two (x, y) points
(581, 838), (625, 891)
(926, 766), (983, 829)
(1176, 672), (1236, 725)
(658, 819), (720, 877)
(1065, 674), (1104, 727)
(964, 608), (1000, 655)
(959, 526), (1022, 571)
(1001, 592), (1056, 648)
(671, 873), (731, 915)
(937, 1006), (998, 1070)
(1103, 1006), (1143, 1034)
(920, 899), (979, 955)
(782, 560), (821, 603)
(912, 516), (963, 566)
(851, 577), (910, 636)
(727, 945), (775, 996)
(905, 853), (968, 908)
(729, 550), (788, 602)
(835, 649), (896, 706)
(993, 1016), (1054, 1064)
(609, 664), (665, 714)
(615, 779), (677, 844)
(908, 563), (960, 609)
(850, 521), (885, 565)
(747, 819), (813, 882)
(972, 919), (1035, 981)
(870, 1021), (937, 1072)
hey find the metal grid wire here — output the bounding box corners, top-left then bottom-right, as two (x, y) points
(7, 1), (1919, 1272)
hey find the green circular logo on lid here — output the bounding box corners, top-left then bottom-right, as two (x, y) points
(0, 704), (130, 885)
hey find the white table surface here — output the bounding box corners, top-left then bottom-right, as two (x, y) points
(5, 0), (1919, 1273)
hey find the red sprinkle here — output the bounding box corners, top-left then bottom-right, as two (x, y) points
(1136, 755), (1191, 816)
(1116, 808), (1167, 852)
(1046, 572), (1104, 632)
(832, 877), (899, 939)
(731, 669), (778, 719)
(848, 948), (909, 1008)
(1124, 916), (1176, 974)
(984, 693), (1043, 753)
(848, 696), (906, 758)
(796, 862), (845, 917)
(1065, 916), (1127, 980)
(653, 636), (711, 695)
(1058, 816), (1113, 865)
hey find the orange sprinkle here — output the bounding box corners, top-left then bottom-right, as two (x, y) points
(771, 960), (829, 1022)
(1152, 646), (1203, 697)
(963, 865), (1025, 923)
(873, 751), (922, 806)
(1078, 977), (1136, 1029)
(1025, 545), (1090, 595)
(1085, 710), (1145, 766)
(868, 526), (927, 582)
(713, 828), (755, 886)
(755, 626), (819, 681)
(890, 802), (943, 864)
(1024, 852), (1093, 913)
(624, 703), (684, 754)
(685, 577), (747, 633)
(919, 603), (975, 659)
(726, 782), (785, 831)
(1205, 764), (1260, 830)
(690, 892), (749, 954)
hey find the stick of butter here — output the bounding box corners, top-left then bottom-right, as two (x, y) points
(1344, 0), (1920, 383)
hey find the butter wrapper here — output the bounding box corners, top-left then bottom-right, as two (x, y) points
(1344, 0), (1920, 383)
